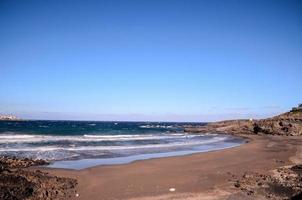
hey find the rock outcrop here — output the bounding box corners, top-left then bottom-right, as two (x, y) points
(184, 107), (302, 199)
(230, 165), (302, 200)
(184, 109), (302, 136)
(0, 156), (77, 200)
(0, 156), (48, 169)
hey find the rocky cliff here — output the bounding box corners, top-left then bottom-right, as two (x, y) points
(184, 109), (302, 136)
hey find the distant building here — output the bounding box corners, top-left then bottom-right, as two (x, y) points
(291, 104), (302, 112)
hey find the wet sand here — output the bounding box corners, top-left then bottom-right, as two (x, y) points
(40, 135), (302, 200)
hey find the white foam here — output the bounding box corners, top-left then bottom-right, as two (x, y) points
(139, 125), (174, 129)
(83, 134), (144, 138)
(0, 134), (36, 139)
(0, 133), (196, 143)
(0, 136), (227, 152)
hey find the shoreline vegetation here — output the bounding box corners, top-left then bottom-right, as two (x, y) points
(0, 107), (302, 200)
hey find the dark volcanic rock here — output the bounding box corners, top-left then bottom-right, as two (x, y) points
(184, 119), (255, 135)
(229, 165), (302, 200)
(0, 172), (34, 200)
(0, 156), (48, 169)
(0, 157), (77, 200)
(184, 108), (302, 199)
(250, 110), (302, 136)
(184, 110), (302, 136)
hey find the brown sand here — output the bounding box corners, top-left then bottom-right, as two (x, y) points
(40, 135), (302, 200)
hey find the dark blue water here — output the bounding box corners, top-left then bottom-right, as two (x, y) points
(0, 120), (244, 167)
(0, 120), (188, 135)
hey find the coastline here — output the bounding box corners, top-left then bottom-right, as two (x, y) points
(1, 109), (301, 199)
(38, 134), (302, 200)
(45, 134), (245, 170)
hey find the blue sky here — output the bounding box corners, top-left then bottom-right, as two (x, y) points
(1, 0), (302, 122)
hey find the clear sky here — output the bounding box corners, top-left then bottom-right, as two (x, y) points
(1, 0), (302, 122)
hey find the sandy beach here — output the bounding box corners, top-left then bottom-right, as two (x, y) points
(1, 109), (301, 199)
(39, 134), (302, 200)
(2, 0), (302, 199)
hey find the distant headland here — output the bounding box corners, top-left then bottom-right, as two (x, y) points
(0, 115), (21, 121)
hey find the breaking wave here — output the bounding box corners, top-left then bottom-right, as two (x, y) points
(0, 121), (243, 162)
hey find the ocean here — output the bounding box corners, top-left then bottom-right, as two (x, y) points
(0, 120), (244, 169)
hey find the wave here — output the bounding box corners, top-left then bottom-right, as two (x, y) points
(0, 132), (242, 162)
(39, 125), (49, 128)
(139, 125), (174, 129)
(0, 133), (197, 143)
(0, 121), (243, 162)
(0, 136), (228, 152)
(0, 134), (36, 139)
(83, 134), (145, 138)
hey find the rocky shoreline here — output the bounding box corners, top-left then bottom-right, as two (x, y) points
(0, 156), (77, 200)
(1, 109), (302, 200)
(229, 164), (302, 199)
(184, 110), (302, 136)
(184, 109), (302, 199)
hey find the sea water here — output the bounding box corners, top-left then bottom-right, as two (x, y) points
(0, 120), (244, 169)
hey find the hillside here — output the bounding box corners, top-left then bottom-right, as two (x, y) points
(184, 109), (302, 136)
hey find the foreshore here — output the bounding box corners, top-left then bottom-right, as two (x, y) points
(40, 134), (302, 200)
